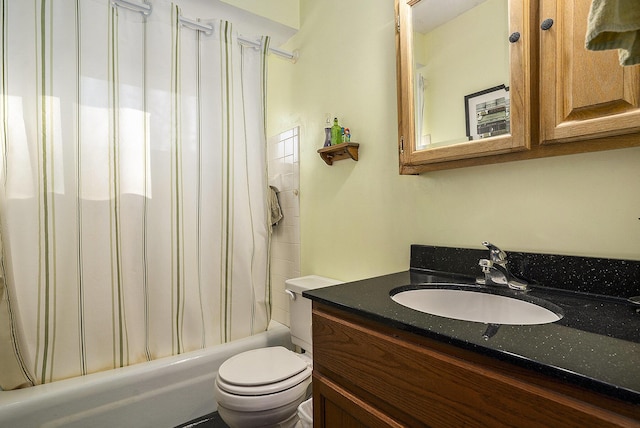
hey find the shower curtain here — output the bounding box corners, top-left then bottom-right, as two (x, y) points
(0, 0), (271, 390)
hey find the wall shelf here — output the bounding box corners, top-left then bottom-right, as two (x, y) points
(317, 142), (359, 165)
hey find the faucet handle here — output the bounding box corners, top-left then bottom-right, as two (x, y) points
(478, 258), (493, 272)
(481, 241), (507, 263)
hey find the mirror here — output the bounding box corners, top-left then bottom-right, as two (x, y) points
(396, 0), (530, 173)
(413, 0), (509, 149)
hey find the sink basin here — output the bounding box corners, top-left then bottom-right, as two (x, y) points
(391, 286), (562, 325)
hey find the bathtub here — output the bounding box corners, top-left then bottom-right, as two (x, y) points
(0, 321), (291, 428)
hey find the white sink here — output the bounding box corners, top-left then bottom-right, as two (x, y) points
(391, 287), (562, 325)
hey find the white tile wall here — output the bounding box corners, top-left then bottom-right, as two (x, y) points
(268, 127), (300, 326)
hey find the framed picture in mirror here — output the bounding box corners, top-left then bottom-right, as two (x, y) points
(464, 85), (510, 141)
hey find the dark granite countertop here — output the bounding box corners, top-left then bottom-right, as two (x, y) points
(303, 245), (640, 405)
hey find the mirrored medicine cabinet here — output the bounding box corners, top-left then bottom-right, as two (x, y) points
(395, 0), (640, 174)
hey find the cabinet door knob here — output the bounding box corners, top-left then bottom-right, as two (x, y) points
(541, 18), (554, 30)
(508, 32), (520, 43)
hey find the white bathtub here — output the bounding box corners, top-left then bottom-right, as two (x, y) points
(0, 321), (291, 428)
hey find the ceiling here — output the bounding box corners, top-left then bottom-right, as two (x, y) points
(412, 0), (488, 34)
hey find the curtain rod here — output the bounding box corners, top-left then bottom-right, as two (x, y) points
(111, 0), (298, 63)
(178, 15), (214, 35)
(111, 0), (152, 15)
(237, 36), (299, 63)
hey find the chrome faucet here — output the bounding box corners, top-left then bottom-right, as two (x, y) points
(476, 241), (529, 291)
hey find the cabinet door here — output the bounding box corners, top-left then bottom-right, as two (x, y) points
(540, 0), (640, 145)
(313, 373), (405, 428)
(395, 0), (532, 174)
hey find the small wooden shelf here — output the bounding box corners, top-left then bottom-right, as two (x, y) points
(317, 142), (359, 165)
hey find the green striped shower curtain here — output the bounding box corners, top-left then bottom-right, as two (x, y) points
(0, 0), (271, 390)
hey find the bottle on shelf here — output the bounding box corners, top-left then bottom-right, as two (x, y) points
(331, 117), (342, 146)
(323, 114), (332, 147)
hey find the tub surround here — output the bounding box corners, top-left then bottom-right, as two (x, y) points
(0, 323), (291, 428)
(304, 245), (640, 405)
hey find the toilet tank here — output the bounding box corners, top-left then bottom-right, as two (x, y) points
(286, 275), (343, 353)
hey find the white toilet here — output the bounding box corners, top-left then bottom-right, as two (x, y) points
(213, 275), (343, 428)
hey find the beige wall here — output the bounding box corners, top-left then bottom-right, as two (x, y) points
(220, 0), (299, 29)
(267, 0), (640, 285)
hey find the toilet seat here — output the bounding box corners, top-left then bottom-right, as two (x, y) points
(214, 375), (311, 413)
(214, 347), (313, 414)
(216, 346), (312, 396)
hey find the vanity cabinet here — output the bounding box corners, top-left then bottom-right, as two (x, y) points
(312, 303), (640, 427)
(396, 0), (640, 174)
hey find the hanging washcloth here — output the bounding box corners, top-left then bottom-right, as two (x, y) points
(585, 0), (640, 66)
(269, 186), (283, 226)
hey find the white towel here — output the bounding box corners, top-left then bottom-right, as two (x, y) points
(269, 186), (283, 226)
(585, 0), (640, 66)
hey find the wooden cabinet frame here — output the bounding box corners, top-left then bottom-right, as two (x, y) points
(396, 0), (532, 173)
(539, 0), (640, 144)
(396, 0), (640, 174)
(312, 303), (640, 427)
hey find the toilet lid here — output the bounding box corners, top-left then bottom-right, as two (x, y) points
(218, 346), (309, 387)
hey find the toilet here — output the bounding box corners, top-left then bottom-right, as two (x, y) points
(213, 275), (343, 428)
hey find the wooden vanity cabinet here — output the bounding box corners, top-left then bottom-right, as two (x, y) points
(312, 303), (640, 427)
